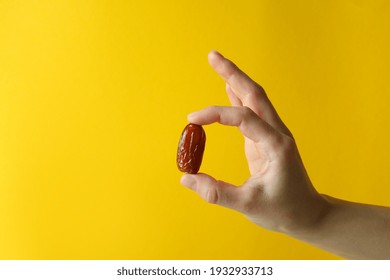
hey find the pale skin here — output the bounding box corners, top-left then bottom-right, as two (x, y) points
(180, 50), (390, 259)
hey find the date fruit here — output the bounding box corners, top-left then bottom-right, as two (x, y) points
(177, 123), (206, 174)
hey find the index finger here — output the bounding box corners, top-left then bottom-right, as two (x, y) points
(188, 105), (282, 150)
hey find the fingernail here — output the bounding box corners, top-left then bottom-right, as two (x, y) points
(180, 174), (196, 190)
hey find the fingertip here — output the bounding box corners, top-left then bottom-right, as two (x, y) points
(187, 111), (199, 123)
(180, 174), (197, 190)
(208, 49), (221, 57)
(208, 50), (223, 66)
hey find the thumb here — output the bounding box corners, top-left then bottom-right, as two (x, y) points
(180, 173), (246, 212)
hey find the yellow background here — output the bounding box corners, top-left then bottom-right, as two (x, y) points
(1, 0), (389, 259)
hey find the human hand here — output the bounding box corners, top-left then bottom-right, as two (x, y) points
(180, 51), (329, 234)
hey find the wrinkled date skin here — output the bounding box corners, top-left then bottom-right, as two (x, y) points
(177, 123), (206, 174)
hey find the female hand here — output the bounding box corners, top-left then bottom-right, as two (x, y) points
(181, 51), (390, 259)
(180, 50), (329, 234)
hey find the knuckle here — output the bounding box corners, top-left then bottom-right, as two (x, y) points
(269, 133), (285, 150)
(282, 136), (296, 152)
(251, 83), (265, 95)
(245, 83), (266, 101)
(238, 106), (257, 129)
(204, 185), (219, 205)
(275, 136), (298, 161)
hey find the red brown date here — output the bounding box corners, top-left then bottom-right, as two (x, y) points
(177, 123), (206, 174)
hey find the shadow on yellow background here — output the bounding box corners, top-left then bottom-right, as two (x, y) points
(0, 0), (389, 259)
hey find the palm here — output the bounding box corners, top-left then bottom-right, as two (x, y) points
(244, 138), (268, 175)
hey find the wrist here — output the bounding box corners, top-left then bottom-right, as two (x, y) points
(281, 193), (333, 236)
